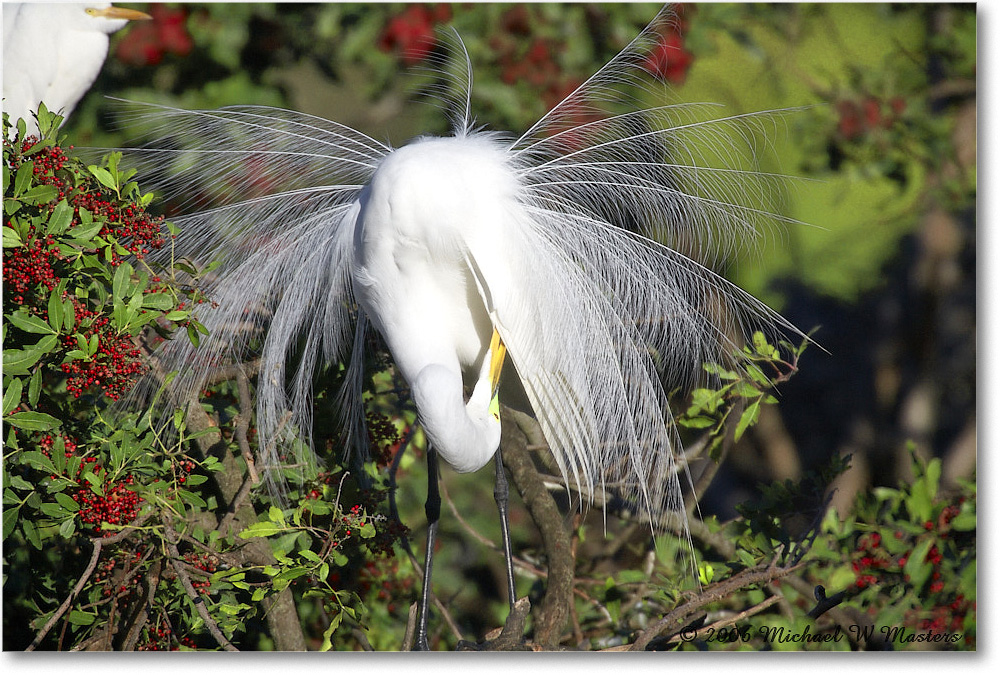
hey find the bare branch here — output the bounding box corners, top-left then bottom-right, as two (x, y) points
(163, 519), (239, 651)
(27, 538), (104, 651)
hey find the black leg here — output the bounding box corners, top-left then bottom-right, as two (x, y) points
(494, 447), (517, 609)
(414, 446), (441, 651)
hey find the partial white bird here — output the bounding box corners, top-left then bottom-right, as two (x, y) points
(117, 8), (806, 649)
(2, 2), (150, 133)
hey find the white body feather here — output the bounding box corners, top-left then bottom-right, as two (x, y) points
(122, 9), (804, 526)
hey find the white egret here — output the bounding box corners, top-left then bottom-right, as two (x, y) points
(2, 2), (150, 133)
(120, 8), (805, 649)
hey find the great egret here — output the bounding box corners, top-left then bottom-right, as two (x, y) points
(2, 2), (150, 133)
(121, 8), (804, 649)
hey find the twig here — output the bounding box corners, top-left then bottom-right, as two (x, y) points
(402, 602), (419, 650)
(27, 538), (104, 651)
(630, 557), (801, 651)
(400, 540), (466, 644)
(163, 519), (239, 651)
(26, 512), (151, 651)
(685, 594), (782, 640)
(121, 560), (162, 651)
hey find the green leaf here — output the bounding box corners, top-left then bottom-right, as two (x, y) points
(7, 311), (56, 334)
(87, 165), (118, 193)
(22, 519), (42, 549)
(62, 298), (75, 332)
(55, 492), (79, 512)
(59, 517), (77, 538)
(32, 334), (59, 354)
(13, 160), (34, 196)
(20, 185), (58, 204)
(703, 362), (740, 380)
(2, 377), (23, 414)
(68, 220), (103, 243)
(27, 368), (42, 406)
(2, 226), (23, 248)
(177, 489), (207, 508)
(18, 451), (57, 473)
(6, 411), (60, 431)
(732, 380), (763, 398)
(950, 512), (976, 532)
(186, 323), (201, 348)
(734, 400), (761, 441)
(904, 538), (934, 591)
(7, 475), (33, 491)
(678, 415), (715, 429)
(698, 562), (715, 585)
(66, 610), (96, 626)
(239, 522), (282, 538)
(141, 293), (175, 310)
(299, 549), (321, 563)
(40, 502), (71, 519)
(81, 472), (103, 496)
(47, 199), (74, 235)
(2, 507), (19, 540)
(47, 292), (64, 332)
(112, 260), (132, 301)
(2, 348), (43, 375)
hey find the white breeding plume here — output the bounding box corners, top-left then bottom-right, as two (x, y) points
(119, 9), (805, 648)
(2, 2), (150, 133)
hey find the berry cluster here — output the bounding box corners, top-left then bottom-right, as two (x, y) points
(852, 531), (893, 589)
(58, 300), (144, 400)
(365, 410), (404, 467)
(39, 433), (78, 458)
(848, 492), (975, 646)
(377, 4), (452, 66)
(182, 551), (218, 595)
(10, 139), (164, 261)
(92, 545), (147, 599)
(137, 620), (196, 651)
(116, 4), (193, 67)
(836, 95), (908, 140)
(357, 557), (415, 615)
(641, 5), (695, 85)
(911, 594), (974, 640)
(3, 234), (61, 305)
(174, 458), (197, 484)
(4, 134), (170, 401)
(71, 472), (141, 536)
(488, 6), (585, 111)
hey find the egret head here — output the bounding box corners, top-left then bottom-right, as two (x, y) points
(82, 3), (151, 34)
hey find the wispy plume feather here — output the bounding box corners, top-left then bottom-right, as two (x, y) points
(119, 8), (806, 530)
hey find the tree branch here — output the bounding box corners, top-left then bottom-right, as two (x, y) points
(502, 407), (573, 648)
(26, 538), (104, 651)
(162, 519), (238, 651)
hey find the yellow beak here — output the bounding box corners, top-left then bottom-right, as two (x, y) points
(90, 6), (153, 21)
(488, 329), (506, 421)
